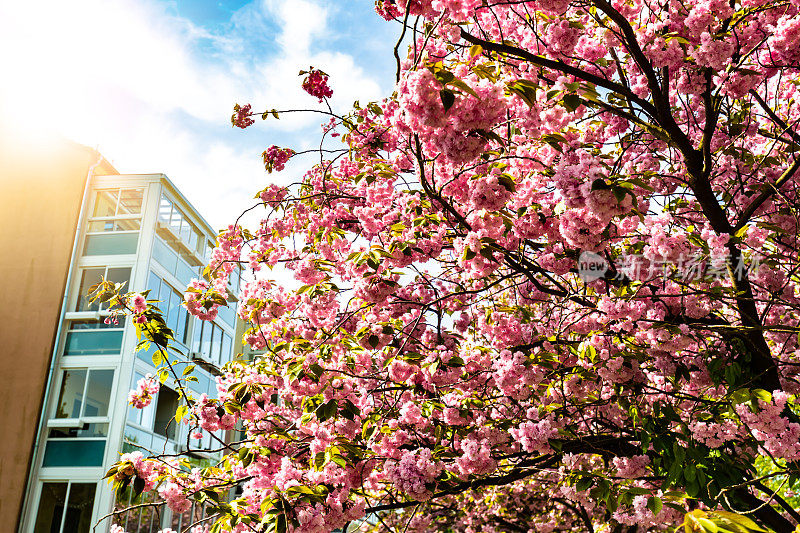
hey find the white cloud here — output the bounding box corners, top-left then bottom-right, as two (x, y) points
(0, 0), (386, 228)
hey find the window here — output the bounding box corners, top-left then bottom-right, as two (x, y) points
(152, 236), (199, 287)
(34, 482), (96, 533)
(63, 319), (125, 357)
(53, 369), (113, 420)
(44, 369), (113, 467)
(153, 386), (179, 441)
(93, 189), (142, 217)
(75, 267), (131, 312)
(192, 320), (233, 365)
(126, 373), (180, 442)
(84, 189), (142, 256)
(147, 272), (190, 345)
(158, 194), (206, 256)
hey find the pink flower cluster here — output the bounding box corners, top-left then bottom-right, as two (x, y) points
(183, 278), (219, 321)
(384, 448), (442, 500)
(231, 103), (255, 129)
(262, 145), (294, 173)
(130, 293), (148, 324)
(302, 68), (333, 102)
(159, 481), (192, 514)
(128, 374), (160, 409)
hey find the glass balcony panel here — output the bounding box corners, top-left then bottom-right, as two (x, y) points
(152, 237), (178, 275)
(218, 304), (236, 328)
(210, 325), (220, 363)
(166, 290), (179, 333)
(83, 233), (138, 255)
(169, 210), (183, 236)
(188, 229), (199, 252)
(118, 189), (143, 215)
(93, 190), (118, 217)
(124, 425), (153, 452)
(55, 369), (86, 419)
(180, 220), (191, 243)
(221, 332), (232, 363)
(64, 330), (124, 356)
(158, 196), (172, 224)
(176, 257), (197, 287)
(200, 321), (211, 359)
(82, 369), (114, 417)
(33, 482), (67, 533)
(42, 439), (106, 467)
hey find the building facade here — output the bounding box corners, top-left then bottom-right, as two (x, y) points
(17, 173), (240, 533)
(0, 137), (119, 533)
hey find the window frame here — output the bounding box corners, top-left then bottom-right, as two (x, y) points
(31, 480), (99, 533)
(47, 367), (116, 430)
(83, 188), (143, 257)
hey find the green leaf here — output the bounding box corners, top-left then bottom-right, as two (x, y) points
(175, 405), (188, 423)
(440, 89), (456, 112)
(562, 93), (582, 112)
(647, 496), (663, 515)
(711, 511), (767, 532)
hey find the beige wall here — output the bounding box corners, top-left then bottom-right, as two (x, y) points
(0, 134), (117, 532)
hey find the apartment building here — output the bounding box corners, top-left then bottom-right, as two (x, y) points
(2, 146), (240, 533)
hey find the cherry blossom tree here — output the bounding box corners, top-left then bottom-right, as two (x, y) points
(100, 1), (800, 532)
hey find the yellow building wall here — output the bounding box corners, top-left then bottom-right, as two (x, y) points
(0, 132), (117, 532)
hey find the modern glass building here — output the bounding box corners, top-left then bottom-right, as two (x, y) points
(18, 173), (241, 533)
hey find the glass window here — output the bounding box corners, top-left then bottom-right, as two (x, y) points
(153, 387), (179, 441)
(221, 332), (232, 363)
(55, 370), (86, 419)
(88, 219), (140, 232)
(152, 237), (178, 274)
(218, 304), (236, 328)
(75, 267), (130, 312)
(176, 258), (197, 287)
(118, 189), (143, 215)
(75, 269), (104, 312)
(159, 196), (173, 224)
(64, 326), (124, 356)
(93, 190), (118, 217)
(188, 228), (199, 252)
(169, 209), (183, 236)
(166, 290), (179, 333)
(199, 322), (211, 360)
(83, 233), (139, 255)
(145, 272), (191, 345)
(210, 326), (221, 363)
(93, 188), (143, 217)
(82, 369), (113, 417)
(33, 483), (67, 533)
(42, 440), (106, 467)
(49, 423), (108, 438)
(34, 482), (97, 533)
(53, 369), (113, 420)
(176, 302), (189, 345)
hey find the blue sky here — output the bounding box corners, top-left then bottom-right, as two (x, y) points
(0, 0), (399, 227)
